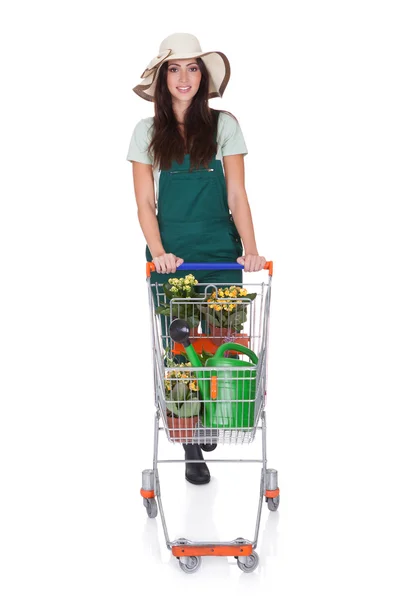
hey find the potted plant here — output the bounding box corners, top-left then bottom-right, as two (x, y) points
(155, 274), (201, 335)
(200, 286), (257, 347)
(164, 347), (214, 439)
(164, 350), (200, 440)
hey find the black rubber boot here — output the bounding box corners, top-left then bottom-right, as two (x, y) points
(183, 444), (211, 485)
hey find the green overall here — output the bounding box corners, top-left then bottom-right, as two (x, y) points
(146, 109), (243, 342)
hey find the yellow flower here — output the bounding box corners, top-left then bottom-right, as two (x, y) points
(229, 303), (236, 310)
(239, 288), (248, 296)
(215, 305), (223, 311)
(224, 290), (230, 297)
(218, 289), (225, 297)
(230, 289), (238, 297)
(189, 381), (198, 391)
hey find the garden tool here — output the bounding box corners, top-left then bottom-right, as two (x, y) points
(169, 319), (258, 428)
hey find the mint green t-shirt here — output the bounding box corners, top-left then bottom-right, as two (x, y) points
(126, 111), (248, 201)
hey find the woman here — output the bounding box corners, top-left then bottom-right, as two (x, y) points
(127, 33), (266, 485)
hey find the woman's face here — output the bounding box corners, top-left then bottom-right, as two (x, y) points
(166, 59), (202, 104)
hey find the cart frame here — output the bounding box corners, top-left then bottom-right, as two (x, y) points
(140, 261), (280, 574)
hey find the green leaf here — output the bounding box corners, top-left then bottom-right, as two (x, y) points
(209, 313), (223, 326)
(176, 400), (201, 418)
(171, 305), (182, 317)
(166, 392), (200, 417)
(171, 380), (187, 403)
(163, 283), (174, 299)
(165, 398), (178, 414)
(164, 355), (177, 368)
(199, 306), (222, 326)
(155, 305), (171, 315)
(224, 309), (247, 332)
(186, 314), (200, 328)
(245, 293), (257, 300)
(194, 354), (206, 366)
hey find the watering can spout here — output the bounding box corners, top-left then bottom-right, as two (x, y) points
(169, 319), (190, 347)
(168, 319), (204, 368)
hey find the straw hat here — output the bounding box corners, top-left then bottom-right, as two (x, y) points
(133, 32), (231, 102)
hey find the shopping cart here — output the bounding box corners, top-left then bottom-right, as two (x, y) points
(140, 261), (280, 574)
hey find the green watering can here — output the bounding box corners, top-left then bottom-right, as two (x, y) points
(169, 319), (258, 428)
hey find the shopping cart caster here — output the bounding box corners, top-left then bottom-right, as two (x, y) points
(264, 468), (280, 511)
(178, 555), (202, 574)
(237, 551), (259, 573)
(140, 469), (157, 518)
(143, 497), (158, 518)
(267, 495), (280, 511)
(200, 443), (217, 452)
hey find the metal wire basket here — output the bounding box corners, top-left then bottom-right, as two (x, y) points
(147, 268), (271, 445)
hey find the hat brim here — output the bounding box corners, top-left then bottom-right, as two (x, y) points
(132, 51), (231, 102)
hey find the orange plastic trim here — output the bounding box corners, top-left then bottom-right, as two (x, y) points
(265, 487), (280, 499)
(172, 544), (253, 557)
(173, 336), (217, 355)
(211, 375), (218, 399)
(263, 261), (273, 276)
(140, 488), (155, 499)
(146, 262), (156, 278)
(172, 335), (248, 356)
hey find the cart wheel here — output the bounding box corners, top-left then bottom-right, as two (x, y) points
(179, 555), (201, 574)
(144, 498), (158, 518)
(200, 443), (217, 452)
(237, 552), (259, 573)
(267, 495), (280, 511)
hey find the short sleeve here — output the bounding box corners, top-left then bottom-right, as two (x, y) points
(126, 119), (153, 164)
(219, 113), (248, 157)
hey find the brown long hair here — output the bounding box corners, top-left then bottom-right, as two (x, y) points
(148, 58), (235, 171)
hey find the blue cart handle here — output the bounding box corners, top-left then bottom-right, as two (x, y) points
(146, 261), (273, 277)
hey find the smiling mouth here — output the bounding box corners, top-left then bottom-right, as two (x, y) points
(177, 86), (191, 92)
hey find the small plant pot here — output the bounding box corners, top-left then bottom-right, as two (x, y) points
(208, 327), (250, 348)
(166, 414), (199, 441)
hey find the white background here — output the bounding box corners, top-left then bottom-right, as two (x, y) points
(1, 0), (400, 597)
